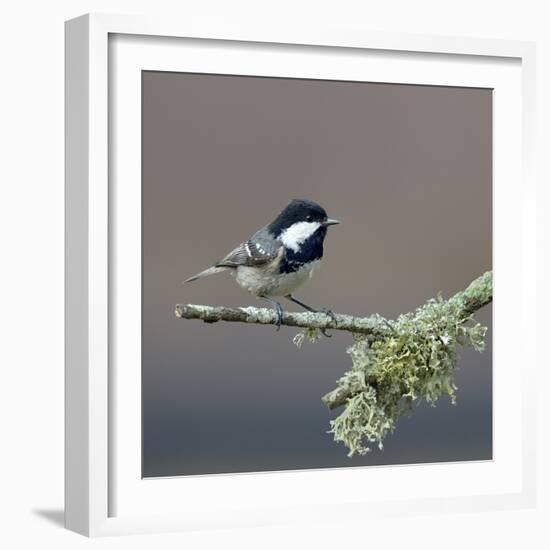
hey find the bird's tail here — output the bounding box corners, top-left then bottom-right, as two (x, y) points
(183, 265), (228, 283)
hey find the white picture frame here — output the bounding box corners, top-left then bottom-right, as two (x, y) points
(65, 13), (537, 537)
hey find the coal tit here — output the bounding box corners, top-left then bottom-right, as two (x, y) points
(185, 199), (340, 330)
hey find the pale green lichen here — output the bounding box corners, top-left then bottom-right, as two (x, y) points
(241, 306), (275, 323)
(293, 327), (322, 347)
(323, 291), (489, 457)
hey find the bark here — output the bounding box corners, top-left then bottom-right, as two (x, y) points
(175, 304), (394, 338)
(321, 271), (493, 409)
(174, 271), (493, 410)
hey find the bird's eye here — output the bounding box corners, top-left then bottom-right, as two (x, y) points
(306, 215), (313, 222)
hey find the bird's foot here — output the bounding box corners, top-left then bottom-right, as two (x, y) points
(319, 307), (338, 324)
(274, 302), (284, 331)
(284, 294), (336, 337)
(260, 297), (284, 331)
(312, 308), (337, 337)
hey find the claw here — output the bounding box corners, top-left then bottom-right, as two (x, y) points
(284, 295), (337, 338)
(321, 308), (338, 324)
(260, 297), (284, 332)
(319, 308), (337, 337)
(274, 302), (283, 331)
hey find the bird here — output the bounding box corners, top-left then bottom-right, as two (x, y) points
(184, 199), (340, 332)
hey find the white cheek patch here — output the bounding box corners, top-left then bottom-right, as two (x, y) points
(280, 221), (321, 252)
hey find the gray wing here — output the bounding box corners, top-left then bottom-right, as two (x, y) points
(216, 227), (282, 268)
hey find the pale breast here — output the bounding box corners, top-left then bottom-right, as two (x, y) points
(234, 259), (320, 297)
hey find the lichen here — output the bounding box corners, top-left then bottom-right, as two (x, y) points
(293, 327), (322, 347)
(319, 287), (489, 457)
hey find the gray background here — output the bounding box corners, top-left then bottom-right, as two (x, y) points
(142, 71), (492, 478)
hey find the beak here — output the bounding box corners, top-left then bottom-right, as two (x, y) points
(323, 218), (340, 227)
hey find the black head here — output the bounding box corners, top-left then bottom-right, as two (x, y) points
(268, 199), (337, 236)
(269, 200), (340, 274)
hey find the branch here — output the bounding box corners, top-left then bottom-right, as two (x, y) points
(175, 304), (394, 338)
(174, 271), (492, 413)
(321, 271), (493, 410)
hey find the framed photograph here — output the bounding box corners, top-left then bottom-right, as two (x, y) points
(65, 13), (536, 536)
